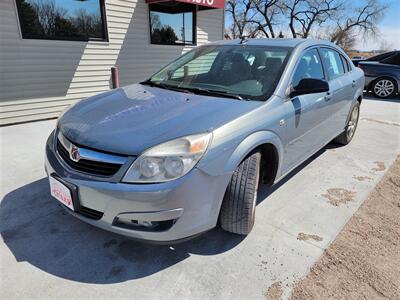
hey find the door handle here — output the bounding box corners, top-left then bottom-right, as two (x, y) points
(352, 80), (356, 87)
(325, 92), (332, 101)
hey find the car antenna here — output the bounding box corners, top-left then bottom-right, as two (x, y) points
(239, 36), (248, 44)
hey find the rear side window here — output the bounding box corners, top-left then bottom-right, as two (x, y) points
(292, 49), (325, 87)
(320, 48), (345, 80)
(340, 55), (351, 72)
(381, 52), (400, 66)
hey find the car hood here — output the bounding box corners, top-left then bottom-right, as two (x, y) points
(58, 83), (262, 155)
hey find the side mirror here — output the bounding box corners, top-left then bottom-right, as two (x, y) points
(290, 78), (329, 98)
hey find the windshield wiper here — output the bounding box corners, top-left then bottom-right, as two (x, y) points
(140, 80), (191, 94)
(183, 87), (245, 100)
(140, 80), (172, 90)
(141, 80), (245, 100)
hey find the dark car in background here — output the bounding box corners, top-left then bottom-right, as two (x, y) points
(357, 51), (400, 98)
(351, 56), (366, 65)
(352, 51), (398, 67)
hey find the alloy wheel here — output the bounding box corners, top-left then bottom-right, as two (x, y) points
(373, 79), (395, 98)
(347, 105), (359, 139)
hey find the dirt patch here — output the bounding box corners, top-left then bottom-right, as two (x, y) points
(265, 281), (283, 300)
(290, 156), (400, 300)
(372, 161), (386, 172)
(297, 233), (323, 242)
(322, 188), (356, 206)
(353, 175), (372, 182)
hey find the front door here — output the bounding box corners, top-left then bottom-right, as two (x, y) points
(282, 48), (331, 173)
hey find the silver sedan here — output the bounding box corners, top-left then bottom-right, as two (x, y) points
(45, 38), (364, 242)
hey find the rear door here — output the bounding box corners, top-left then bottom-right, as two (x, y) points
(319, 48), (352, 137)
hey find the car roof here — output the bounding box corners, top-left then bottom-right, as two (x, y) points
(208, 38), (336, 49)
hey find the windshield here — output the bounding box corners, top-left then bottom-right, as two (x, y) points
(146, 45), (292, 101)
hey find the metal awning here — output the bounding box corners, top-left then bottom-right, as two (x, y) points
(146, 0), (225, 9)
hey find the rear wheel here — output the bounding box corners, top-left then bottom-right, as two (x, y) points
(219, 151), (261, 235)
(334, 102), (360, 145)
(371, 78), (397, 98)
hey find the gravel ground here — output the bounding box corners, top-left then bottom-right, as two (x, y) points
(289, 156), (400, 300)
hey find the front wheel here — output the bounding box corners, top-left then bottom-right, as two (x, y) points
(371, 78), (397, 98)
(219, 151), (261, 235)
(334, 102), (360, 145)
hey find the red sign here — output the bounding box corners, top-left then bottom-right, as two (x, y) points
(182, 0), (225, 8)
(146, 0), (225, 9)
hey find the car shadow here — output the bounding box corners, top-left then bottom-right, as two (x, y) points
(0, 142), (338, 284)
(0, 178), (245, 284)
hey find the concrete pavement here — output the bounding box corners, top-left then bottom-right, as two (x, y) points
(1, 96), (399, 299)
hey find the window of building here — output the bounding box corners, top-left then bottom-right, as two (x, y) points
(149, 3), (196, 45)
(16, 0), (108, 41)
(292, 49), (325, 87)
(320, 48), (345, 80)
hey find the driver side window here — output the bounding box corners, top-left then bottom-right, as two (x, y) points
(292, 49), (324, 87)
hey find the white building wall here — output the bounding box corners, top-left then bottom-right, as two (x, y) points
(0, 0), (224, 125)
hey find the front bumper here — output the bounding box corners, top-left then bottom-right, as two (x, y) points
(45, 131), (230, 242)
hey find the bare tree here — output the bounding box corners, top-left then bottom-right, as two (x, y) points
(251, 0), (281, 38)
(225, 0), (388, 47)
(332, 29), (357, 51)
(74, 9), (102, 36)
(225, 0), (258, 39)
(281, 0), (343, 38)
(329, 0), (387, 46)
(32, 0), (67, 36)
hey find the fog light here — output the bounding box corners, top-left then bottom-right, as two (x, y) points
(136, 220), (153, 227)
(113, 216), (176, 232)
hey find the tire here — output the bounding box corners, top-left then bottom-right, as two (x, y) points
(371, 77), (397, 98)
(334, 102), (360, 145)
(219, 151), (261, 235)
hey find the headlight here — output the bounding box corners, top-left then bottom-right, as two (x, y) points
(122, 132), (212, 183)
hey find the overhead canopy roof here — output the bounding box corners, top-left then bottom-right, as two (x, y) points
(146, 0), (226, 10)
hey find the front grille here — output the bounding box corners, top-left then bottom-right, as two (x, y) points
(78, 205), (104, 220)
(56, 138), (123, 177)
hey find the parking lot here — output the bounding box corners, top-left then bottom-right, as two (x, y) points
(1, 95), (399, 299)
